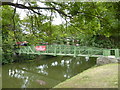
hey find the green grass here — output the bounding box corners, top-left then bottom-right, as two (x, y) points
(54, 63), (119, 88)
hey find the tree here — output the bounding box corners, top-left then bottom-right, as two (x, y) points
(1, 1), (120, 64)
(2, 6), (21, 64)
(1, 1), (119, 37)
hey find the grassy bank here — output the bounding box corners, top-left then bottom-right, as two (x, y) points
(54, 63), (118, 88)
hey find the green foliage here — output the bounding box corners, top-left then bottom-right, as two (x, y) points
(2, 6), (21, 64)
(67, 2), (119, 37)
(1, 2), (119, 64)
(43, 2), (119, 48)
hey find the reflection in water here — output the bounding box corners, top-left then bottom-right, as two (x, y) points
(2, 56), (96, 88)
(51, 61), (58, 66)
(36, 80), (46, 86)
(85, 56), (89, 61)
(22, 76), (29, 88)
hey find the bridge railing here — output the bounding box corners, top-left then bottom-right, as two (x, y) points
(103, 49), (120, 58)
(16, 45), (120, 58)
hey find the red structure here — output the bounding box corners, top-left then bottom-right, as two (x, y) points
(35, 46), (46, 51)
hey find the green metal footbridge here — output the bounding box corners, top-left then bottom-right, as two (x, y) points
(16, 45), (120, 58)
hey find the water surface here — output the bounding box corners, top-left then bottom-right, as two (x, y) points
(2, 56), (96, 88)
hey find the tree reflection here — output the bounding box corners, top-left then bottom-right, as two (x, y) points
(2, 56), (96, 88)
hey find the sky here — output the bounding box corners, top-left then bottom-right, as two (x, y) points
(13, 0), (65, 25)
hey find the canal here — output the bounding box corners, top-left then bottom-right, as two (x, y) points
(2, 56), (96, 88)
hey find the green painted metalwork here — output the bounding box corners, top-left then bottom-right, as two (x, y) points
(103, 49), (110, 56)
(115, 49), (119, 58)
(16, 45), (120, 58)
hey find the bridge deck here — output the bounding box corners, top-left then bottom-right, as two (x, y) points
(16, 45), (120, 58)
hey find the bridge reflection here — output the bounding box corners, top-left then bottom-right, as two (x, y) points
(2, 56), (96, 88)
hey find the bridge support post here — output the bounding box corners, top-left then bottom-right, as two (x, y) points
(27, 46), (30, 54)
(18, 49), (21, 54)
(88, 48), (92, 57)
(60, 45), (62, 54)
(54, 45), (57, 56)
(115, 49), (119, 58)
(74, 46), (77, 57)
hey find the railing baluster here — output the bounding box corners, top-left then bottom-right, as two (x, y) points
(74, 46), (77, 57)
(54, 45), (57, 56)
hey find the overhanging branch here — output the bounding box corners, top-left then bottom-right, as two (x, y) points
(1, 2), (53, 9)
(1, 2), (72, 18)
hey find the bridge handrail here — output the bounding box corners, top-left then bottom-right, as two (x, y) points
(15, 45), (120, 58)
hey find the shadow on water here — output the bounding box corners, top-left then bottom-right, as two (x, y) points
(2, 55), (96, 88)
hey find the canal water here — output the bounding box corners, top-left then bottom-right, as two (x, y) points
(2, 56), (96, 88)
